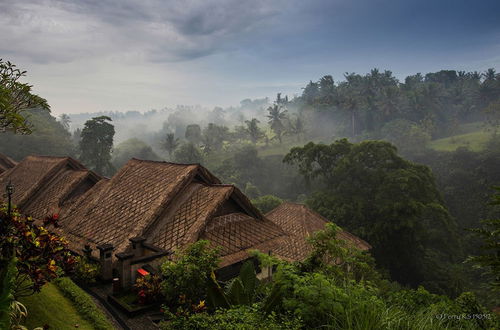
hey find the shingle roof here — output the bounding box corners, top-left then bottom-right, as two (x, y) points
(0, 155), (66, 207)
(0, 155), (98, 217)
(6, 154), (371, 272)
(0, 153), (16, 173)
(265, 202), (371, 258)
(61, 159), (205, 254)
(150, 183), (234, 251)
(201, 212), (287, 267)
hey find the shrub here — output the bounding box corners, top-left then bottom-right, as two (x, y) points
(0, 207), (75, 297)
(385, 286), (448, 312)
(72, 256), (100, 285)
(160, 240), (220, 309)
(160, 304), (302, 330)
(134, 274), (163, 305)
(54, 277), (113, 330)
(427, 292), (500, 329)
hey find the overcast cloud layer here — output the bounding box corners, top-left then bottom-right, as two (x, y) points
(1, 0), (500, 114)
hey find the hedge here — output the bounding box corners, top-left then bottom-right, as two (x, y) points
(54, 277), (113, 330)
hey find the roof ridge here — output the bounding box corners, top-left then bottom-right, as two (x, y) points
(130, 158), (201, 167)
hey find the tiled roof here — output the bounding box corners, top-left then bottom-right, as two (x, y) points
(5, 154), (370, 272)
(201, 212), (287, 267)
(150, 183), (234, 251)
(0, 153), (16, 173)
(22, 170), (90, 219)
(266, 202), (371, 258)
(62, 159), (202, 254)
(0, 156), (65, 207)
(0, 155), (96, 215)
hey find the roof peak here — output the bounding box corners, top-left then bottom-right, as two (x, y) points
(129, 158), (200, 167)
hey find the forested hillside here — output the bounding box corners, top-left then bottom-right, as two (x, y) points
(2, 68), (500, 309)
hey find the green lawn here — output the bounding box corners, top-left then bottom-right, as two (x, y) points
(20, 282), (96, 330)
(429, 130), (492, 152)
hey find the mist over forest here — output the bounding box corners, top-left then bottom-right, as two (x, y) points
(2, 13), (500, 330)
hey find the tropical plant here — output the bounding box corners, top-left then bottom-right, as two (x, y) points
(286, 115), (306, 141)
(266, 101), (288, 144)
(134, 274), (163, 305)
(284, 139), (461, 295)
(467, 187), (500, 291)
(206, 261), (260, 309)
(160, 304), (302, 330)
(0, 258), (16, 329)
(0, 207), (76, 298)
(0, 59), (49, 134)
(160, 240), (220, 309)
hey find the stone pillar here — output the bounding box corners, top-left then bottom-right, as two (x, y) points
(96, 243), (114, 281)
(116, 252), (134, 290)
(129, 236), (146, 258)
(82, 245), (92, 260)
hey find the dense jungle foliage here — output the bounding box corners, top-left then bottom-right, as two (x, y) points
(2, 67), (500, 328)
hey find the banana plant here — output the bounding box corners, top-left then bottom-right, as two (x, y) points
(207, 260), (260, 309)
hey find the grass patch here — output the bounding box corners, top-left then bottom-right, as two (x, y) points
(20, 282), (95, 330)
(429, 130), (492, 152)
(54, 277), (114, 330)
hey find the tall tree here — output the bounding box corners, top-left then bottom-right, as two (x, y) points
(161, 133), (180, 159)
(284, 139), (461, 295)
(287, 115), (306, 142)
(59, 113), (71, 131)
(0, 59), (49, 134)
(202, 123), (229, 153)
(79, 116), (115, 176)
(185, 124), (202, 145)
(467, 187), (500, 292)
(244, 118), (264, 144)
(267, 97), (288, 144)
(174, 142), (203, 164)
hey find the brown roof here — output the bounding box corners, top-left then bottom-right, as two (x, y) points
(0, 153), (16, 173)
(58, 158), (288, 268)
(0, 155), (100, 218)
(202, 212), (287, 267)
(266, 202), (371, 259)
(61, 159), (208, 254)
(6, 154), (360, 271)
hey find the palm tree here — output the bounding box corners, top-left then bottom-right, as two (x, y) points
(161, 133), (179, 159)
(244, 118), (264, 144)
(287, 115), (306, 141)
(267, 104), (288, 143)
(59, 113), (71, 131)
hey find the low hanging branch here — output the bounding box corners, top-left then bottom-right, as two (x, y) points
(0, 59), (50, 134)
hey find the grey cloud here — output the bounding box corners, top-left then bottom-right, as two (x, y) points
(0, 0), (290, 63)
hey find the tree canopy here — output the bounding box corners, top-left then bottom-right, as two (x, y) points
(284, 139), (461, 295)
(79, 116), (115, 176)
(0, 59), (49, 134)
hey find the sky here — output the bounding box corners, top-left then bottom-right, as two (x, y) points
(1, 0), (500, 115)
